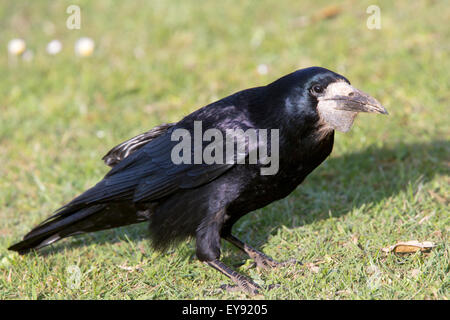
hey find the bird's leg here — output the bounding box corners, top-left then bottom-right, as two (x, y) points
(196, 211), (260, 295)
(224, 234), (299, 270)
(205, 259), (261, 295)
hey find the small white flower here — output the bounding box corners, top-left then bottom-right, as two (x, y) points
(257, 64), (269, 75)
(75, 37), (95, 57)
(46, 40), (62, 55)
(8, 38), (26, 56)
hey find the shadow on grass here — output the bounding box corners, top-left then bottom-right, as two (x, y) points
(28, 139), (449, 258)
(287, 138), (448, 226)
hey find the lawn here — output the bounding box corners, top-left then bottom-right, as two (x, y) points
(0, 0), (448, 299)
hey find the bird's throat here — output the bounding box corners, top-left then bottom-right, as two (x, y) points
(317, 99), (358, 132)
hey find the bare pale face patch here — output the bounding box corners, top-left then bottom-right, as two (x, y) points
(317, 81), (359, 132)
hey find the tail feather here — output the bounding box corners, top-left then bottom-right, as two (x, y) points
(8, 205), (105, 254)
(8, 202), (151, 254)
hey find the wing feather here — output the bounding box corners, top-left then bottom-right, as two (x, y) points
(66, 101), (257, 207)
(102, 123), (175, 167)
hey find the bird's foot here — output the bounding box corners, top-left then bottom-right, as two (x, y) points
(224, 235), (301, 270)
(220, 275), (261, 295)
(206, 259), (262, 295)
(220, 277), (281, 295)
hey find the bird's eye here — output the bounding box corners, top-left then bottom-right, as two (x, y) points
(311, 84), (324, 95)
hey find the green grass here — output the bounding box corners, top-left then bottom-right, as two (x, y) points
(0, 0), (449, 299)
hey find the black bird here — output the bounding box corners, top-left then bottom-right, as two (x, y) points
(9, 67), (387, 294)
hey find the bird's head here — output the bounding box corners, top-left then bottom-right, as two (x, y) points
(272, 67), (388, 133)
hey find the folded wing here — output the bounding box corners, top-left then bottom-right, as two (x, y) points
(102, 123), (175, 167)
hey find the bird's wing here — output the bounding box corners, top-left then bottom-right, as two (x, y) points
(65, 104), (256, 207)
(69, 127), (232, 205)
(102, 123), (175, 167)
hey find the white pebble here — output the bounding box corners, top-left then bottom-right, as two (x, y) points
(75, 37), (95, 57)
(46, 40), (62, 55)
(8, 38), (26, 56)
(257, 64), (269, 75)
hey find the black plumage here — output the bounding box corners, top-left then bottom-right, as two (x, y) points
(9, 67), (387, 294)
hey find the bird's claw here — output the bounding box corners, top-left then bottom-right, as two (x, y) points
(274, 258), (302, 268)
(221, 276), (261, 295)
(251, 253), (301, 270)
(220, 280), (281, 295)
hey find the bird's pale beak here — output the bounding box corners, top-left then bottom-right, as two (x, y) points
(325, 87), (388, 115)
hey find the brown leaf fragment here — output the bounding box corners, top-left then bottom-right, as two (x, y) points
(314, 5), (341, 22)
(382, 241), (436, 254)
